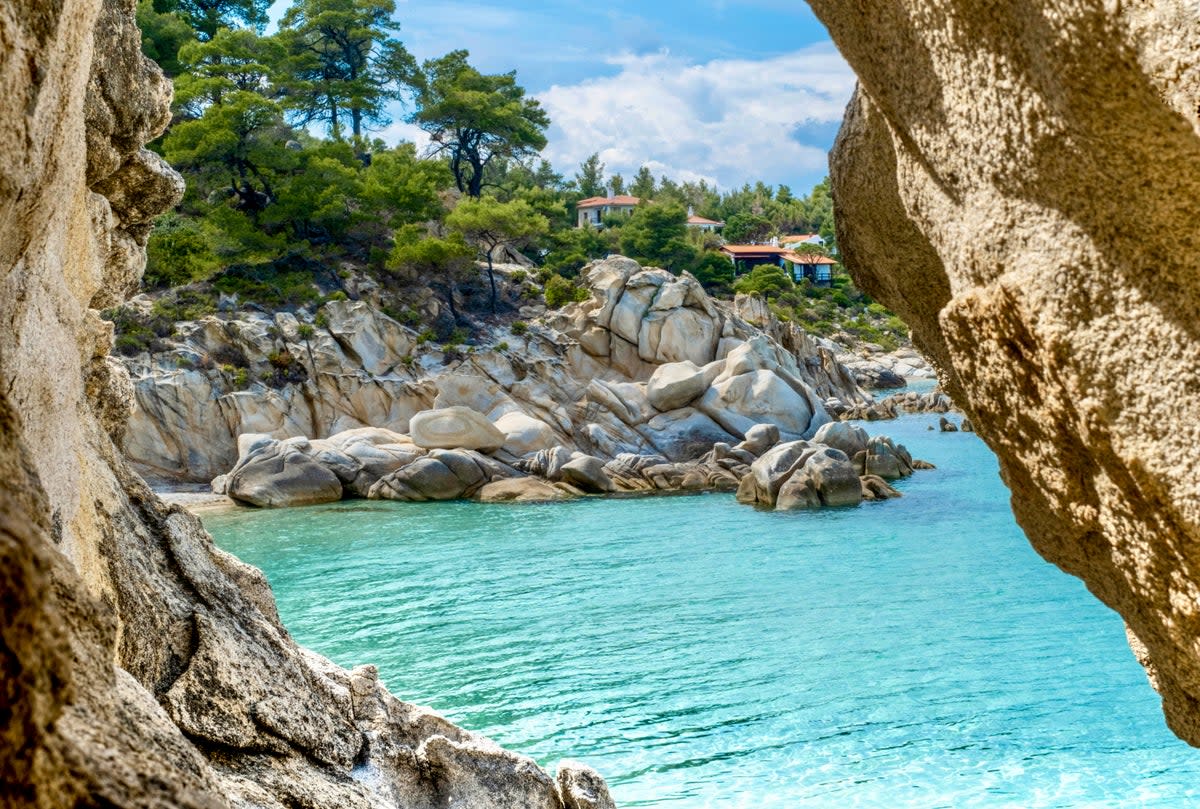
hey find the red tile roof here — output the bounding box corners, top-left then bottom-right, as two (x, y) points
(781, 233), (820, 243)
(782, 250), (837, 264)
(576, 195), (642, 209)
(719, 245), (836, 264)
(687, 215), (724, 226)
(720, 244), (787, 255)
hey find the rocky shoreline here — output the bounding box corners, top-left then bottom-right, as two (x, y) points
(207, 417), (926, 510)
(119, 256), (940, 510)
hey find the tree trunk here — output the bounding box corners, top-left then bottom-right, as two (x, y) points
(441, 283), (460, 322)
(467, 152), (485, 197)
(486, 250), (497, 313)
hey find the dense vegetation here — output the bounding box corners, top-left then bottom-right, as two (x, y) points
(119, 0), (907, 354)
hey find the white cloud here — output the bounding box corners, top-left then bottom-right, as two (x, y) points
(537, 43), (856, 190)
(375, 119), (431, 152)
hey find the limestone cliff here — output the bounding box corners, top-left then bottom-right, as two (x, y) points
(810, 0), (1200, 745)
(0, 1), (613, 806)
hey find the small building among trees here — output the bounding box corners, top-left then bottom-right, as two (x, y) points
(686, 215), (724, 232)
(719, 245), (837, 286)
(576, 193), (642, 227)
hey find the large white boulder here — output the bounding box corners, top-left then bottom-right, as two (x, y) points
(610, 270), (673, 345)
(811, 421), (870, 459)
(646, 361), (708, 411)
(638, 307), (720, 367)
(698, 369), (818, 440)
(495, 411), (558, 457)
(409, 407), (505, 452)
(775, 447), (863, 510)
(322, 300), (414, 375)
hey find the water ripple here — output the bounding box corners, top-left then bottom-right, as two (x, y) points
(205, 415), (1200, 807)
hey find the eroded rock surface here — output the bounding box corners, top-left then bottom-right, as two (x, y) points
(0, 0), (614, 805)
(810, 0), (1200, 744)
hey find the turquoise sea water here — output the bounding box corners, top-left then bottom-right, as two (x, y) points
(203, 415), (1200, 807)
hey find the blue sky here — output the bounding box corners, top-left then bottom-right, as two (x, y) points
(269, 1), (855, 193)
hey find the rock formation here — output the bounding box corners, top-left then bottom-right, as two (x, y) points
(122, 256), (877, 485)
(810, 0), (1200, 745)
(210, 407), (926, 509)
(0, 0), (615, 805)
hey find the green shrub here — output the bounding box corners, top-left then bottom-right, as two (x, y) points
(508, 270), (527, 284)
(144, 213), (220, 289)
(510, 321), (528, 336)
(417, 327), (436, 344)
(496, 341), (509, 352)
(297, 323), (315, 340)
(267, 350), (296, 369)
(150, 288), (217, 322)
(733, 264), (794, 299)
(211, 258), (323, 308)
(326, 290), (349, 302)
(544, 274), (588, 308)
(314, 309), (330, 328)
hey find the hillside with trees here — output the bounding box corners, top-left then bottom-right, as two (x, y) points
(122, 0), (907, 352)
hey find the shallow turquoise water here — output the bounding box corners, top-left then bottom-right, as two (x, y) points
(203, 415), (1200, 807)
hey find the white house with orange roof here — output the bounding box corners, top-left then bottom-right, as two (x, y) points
(576, 192), (642, 227)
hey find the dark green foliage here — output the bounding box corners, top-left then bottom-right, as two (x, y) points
(144, 213), (220, 288)
(276, 0), (416, 140)
(211, 257), (329, 307)
(445, 196), (549, 311)
(137, 0), (195, 75)
(151, 288), (219, 321)
(410, 50), (549, 197)
(173, 27), (282, 112)
(574, 153), (605, 198)
(733, 263), (794, 299)
(619, 203), (695, 272)
(723, 212), (773, 244)
(691, 251), (734, 293)
(543, 274), (588, 308)
(388, 224), (476, 319)
(155, 0), (270, 40)
(509, 320), (528, 335)
(630, 166), (656, 199)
